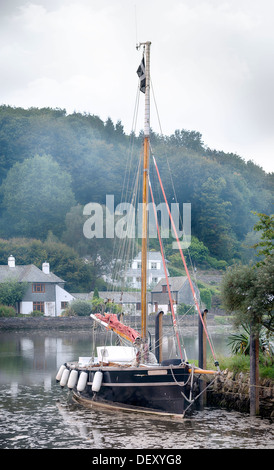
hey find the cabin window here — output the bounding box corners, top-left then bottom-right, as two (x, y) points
(32, 283), (45, 293)
(33, 301), (44, 313)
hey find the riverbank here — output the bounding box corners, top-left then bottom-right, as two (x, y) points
(0, 312), (219, 330)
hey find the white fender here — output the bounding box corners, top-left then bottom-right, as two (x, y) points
(92, 370), (103, 392)
(77, 371), (88, 392)
(67, 369), (78, 389)
(56, 364), (66, 382)
(60, 368), (70, 387)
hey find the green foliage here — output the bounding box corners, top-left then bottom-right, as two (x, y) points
(65, 299), (93, 316)
(221, 260), (274, 333)
(196, 177), (236, 260)
(176, 303), (195, 315)
(0, 154), (75, 239)
(105, 301), (122, 314)
(227, 325), (274, 362)
(167, 129), (204, 152)
(215, 354), (251, 374)
(0, 304), (16, 317)
(200, 288), (212, 310)
(62, 204), (114, 278)
(29, 310), (44, 317)
(0, 105), (272, 267)
(91, 295), (104, 313)
(252, 212), (274, 263)
(221, 211), (274, 334)
(93, 287), (99, 298)
(0, 279), (28, 307)
(205, 353), (274, 379)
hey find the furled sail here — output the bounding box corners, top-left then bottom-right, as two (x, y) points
(90, 313), (141, 343)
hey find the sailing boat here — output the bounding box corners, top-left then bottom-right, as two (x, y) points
(56, 42), (220, 417)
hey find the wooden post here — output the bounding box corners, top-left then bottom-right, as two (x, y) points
(155, 311), (164, 363)
(198, 309), (207, 369)
(198, 309), (208, 406)
(250, 326), (260, 416)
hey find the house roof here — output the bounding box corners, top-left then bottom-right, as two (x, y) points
(73, 291), (152, 303)
(134, 251), (168, 261)
(151, 276), (187, 293)
(0, 264), (64, 284)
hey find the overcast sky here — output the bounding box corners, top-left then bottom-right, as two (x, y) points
(1, 0), (274, 173)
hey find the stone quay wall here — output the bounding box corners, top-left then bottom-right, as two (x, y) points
(205, 370), (274, 419)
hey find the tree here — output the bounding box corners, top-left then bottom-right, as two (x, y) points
(221, 214), (274, 416)
(221, 259), (274, 334)
(62, 204), (115, 280)
(197, 177), (236, 260)
(252, 212), (274, 263)
(168, 129), (204, 153)
(0, 154), (75, 239)
(0, 279), (28, 307)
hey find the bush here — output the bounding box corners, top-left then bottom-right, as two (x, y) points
(177, 303), (195, 315)
(29, 310), (44, 317)
(61, 306), (76, 317)
(200, 288), (212, 309)
(0, 304), (16, 317)
(65, 299), (93, 317)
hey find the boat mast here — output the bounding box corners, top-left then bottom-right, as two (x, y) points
(139, 41), (151, 340)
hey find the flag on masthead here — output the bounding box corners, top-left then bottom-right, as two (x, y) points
(137, 56), (146, 93)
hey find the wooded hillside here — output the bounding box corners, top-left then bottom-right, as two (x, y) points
(0, 105), (272, 289)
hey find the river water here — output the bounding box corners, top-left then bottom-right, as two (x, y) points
(0, 328), (273, 451)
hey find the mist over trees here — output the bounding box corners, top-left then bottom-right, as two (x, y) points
(0, 105), (272, 291)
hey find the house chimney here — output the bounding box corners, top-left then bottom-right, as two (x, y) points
(42, 262), (50, 274)
(8, 255), (15, 268)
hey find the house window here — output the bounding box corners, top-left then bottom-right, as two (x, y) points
(61, 301), (68, 309)
(136, 302), (141, 310)
(151, 262), (157, 269)
(152, 277), (158, 283)
(162, 285), (167, 293)
(32, 283), (45, 293)
(33, 301), (44, 313)
(137, 262), (141, 269)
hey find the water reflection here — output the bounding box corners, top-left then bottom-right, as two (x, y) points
(0, 328), (229, 386)
(0, 329), (273, 449)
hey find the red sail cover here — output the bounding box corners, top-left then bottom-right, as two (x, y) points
(94, 313), (141, 343)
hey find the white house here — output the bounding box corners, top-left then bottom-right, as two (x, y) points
(0, 256), (75, 316)
(125, 251), (168, 289)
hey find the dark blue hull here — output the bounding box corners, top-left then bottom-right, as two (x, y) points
(70, 363), (197, 416)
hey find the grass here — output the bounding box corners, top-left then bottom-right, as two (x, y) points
(190, 354), (274, 380)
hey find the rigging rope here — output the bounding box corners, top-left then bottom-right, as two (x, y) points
(148, 176), (184, 362)
(151, 154), (219, 369)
